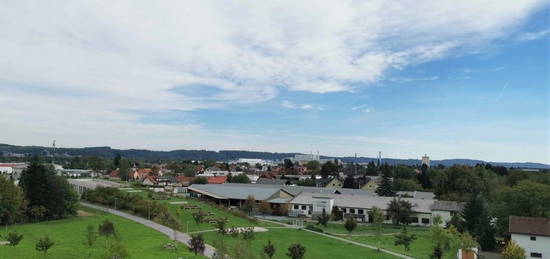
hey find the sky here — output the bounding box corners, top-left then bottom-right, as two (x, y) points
(0, 1), (548, 163)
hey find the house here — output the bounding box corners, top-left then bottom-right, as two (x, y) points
(133, 168), (152, 181)
(108, 170), (120, 179)
(361, 176), (380, 191)
(509, 216), (550, 259)
(323, 177), (343, 188)
(176, 176), (195, 187)
(207, 176), (228, 184)
(141, 176), (158, 186)
(430, 200), (465, 224)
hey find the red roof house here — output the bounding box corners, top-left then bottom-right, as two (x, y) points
(207, 176), (227, 184)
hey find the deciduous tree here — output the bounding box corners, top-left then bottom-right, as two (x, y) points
(188, 234), (206, 255)
(344, 216), (357, 237)
(394, 227), (416, 251)
(35, 235), (55, 257)
(263, 240), (276, 259)
(502, 240), (525, 259)
(286, 244), (306, 259)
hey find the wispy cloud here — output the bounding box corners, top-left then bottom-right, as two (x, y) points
(281, 100), (322, 111)
(389, 76), (439, 83)
(351, 104), (372, 113)
(516, 29), (550, 41)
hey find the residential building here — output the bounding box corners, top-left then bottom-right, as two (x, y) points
(509, 216), (550, 259)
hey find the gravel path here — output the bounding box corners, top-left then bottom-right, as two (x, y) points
(81, 202), (217, 258)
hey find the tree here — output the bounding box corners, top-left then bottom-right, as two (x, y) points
(183, 164), (197, 177)
(331, 206), (343, 221)
(242, 195), (256, 215)
(29, 206), (47, 222)
(263, 240), (276, 259)
(19, 158), (79, 221)
(241, 227), (255, 246)
(316, 208), (330, 227)
(462, 194), (495, 250)
(118, 158), (130, 181)
(98, 220), (116, 248)
(216, 217), (228, 236)
(376, 168), (395, 197)
(35, 235), (55, 257)
(103, 241), (129, 259)
(192, 177), (208, 184)
(344, 216), (357, 237)
(6, 231), (23, 257)
(259, 200), (272, 216)
(392, 179), (421, 191)
(394, 227), (416, 251)
(0, 176), (26, 226)
(231, 174), (251, 183)
(431, 243), (443, 259)
(188, 234), (206, 255)
(386, 198), (413, 225)
(113, 154), (121, 168)
(286, 244), (306, 259)
(84, 224), (98, 258)
(305, 161), (320, 172)
(192, 211), (205, 225)
(321, 161), (337, 178)
(494, 181), (550, 235)
(502, 240), (525, 259)
(370, 207), (384, 249)
(283, 159), (294, 170)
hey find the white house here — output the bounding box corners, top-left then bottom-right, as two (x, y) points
(509, 216), (550, 259)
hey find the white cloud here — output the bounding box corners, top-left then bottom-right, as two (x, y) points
(516, 29), (550, 41)
(0, 0), (546, 162)
(281, 100), (322, 110)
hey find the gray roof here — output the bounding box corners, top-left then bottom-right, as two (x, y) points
(431, 200), (466, 212)
(256, 178), (291, 185)
(397, 191), (436, 200)
(220, 183), (378, 196)
(188, 184), (280, 200)
(290, 192), (435, 214)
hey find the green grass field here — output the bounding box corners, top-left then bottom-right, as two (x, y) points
(201, 228), (399, 259)
(0, 206), (205, 259)
(304, 222), (455, 259)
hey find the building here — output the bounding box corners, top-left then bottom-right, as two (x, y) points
(509, 216), (550, 259)
(187, 183), (458, 226)
(431, 200), (465, 224)
(422, 154), (430, 167)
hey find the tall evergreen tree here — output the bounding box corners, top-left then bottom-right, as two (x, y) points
(376, 167), (395, 197)
(19, 158), (78, 221)
(461, 193), (495, 251)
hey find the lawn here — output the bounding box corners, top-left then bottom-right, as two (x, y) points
(304, 222), (455, 259)
(0, 206), (205, 259)
(201, 228), (400, 259)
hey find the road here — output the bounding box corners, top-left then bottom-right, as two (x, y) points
(81, 202), (217, 258)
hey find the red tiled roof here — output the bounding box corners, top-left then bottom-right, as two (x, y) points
(109, 170), (119, 177)
(136, 168), (152, 175)
(145, 175), (158, 184)
(0, 163), (18, 167)
(176, 176), (194, 183)
(509, 216), (550, 236)
(207, 176), (227, 184)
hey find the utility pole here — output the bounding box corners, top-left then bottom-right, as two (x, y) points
(354, 153), (357, 176)
(114, 198), (117, 210)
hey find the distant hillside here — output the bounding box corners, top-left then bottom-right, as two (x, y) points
(1, 143), (548, 169)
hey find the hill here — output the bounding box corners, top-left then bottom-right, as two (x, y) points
(0, 143), (548, 169)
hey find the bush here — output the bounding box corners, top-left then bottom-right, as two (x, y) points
(304, 225), (323, 233)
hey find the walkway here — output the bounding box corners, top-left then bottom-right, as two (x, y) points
(81, 202), (217, 258)
(255, 217), (415, 259)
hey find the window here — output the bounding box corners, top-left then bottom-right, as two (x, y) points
(294, 205), (299, 210)
(530, 236), (536, 241)
(358, 209), (364, 214)
(421, 218), (430, 224)
(410, 217), (419, 223)
(530, 252), (542, 258)
(301, 205), (307, 210)
(349, 208), (355, 214)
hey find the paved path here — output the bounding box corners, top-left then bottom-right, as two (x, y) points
(81, 202), (217, 258)
(256, 217), (414, 259)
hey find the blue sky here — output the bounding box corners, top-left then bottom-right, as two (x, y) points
(0, 1), (548, 163)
